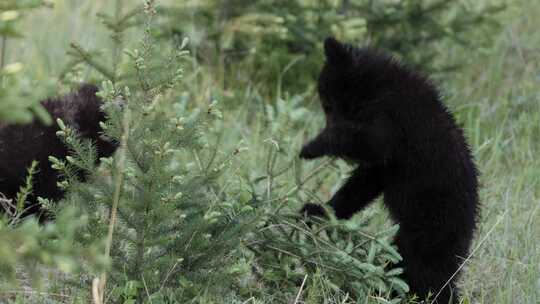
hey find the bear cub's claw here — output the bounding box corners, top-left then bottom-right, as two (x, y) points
(299, 203), (328, 219)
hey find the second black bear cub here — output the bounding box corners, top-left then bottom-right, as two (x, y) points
(300, 38), (479, 303)
(0, 84), (116, 218)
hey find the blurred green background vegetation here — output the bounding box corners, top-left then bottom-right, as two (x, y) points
(0, 0), (539, 303)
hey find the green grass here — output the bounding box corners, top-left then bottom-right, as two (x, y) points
(451, 2), (540, 302)
(6, 0), (540, 303)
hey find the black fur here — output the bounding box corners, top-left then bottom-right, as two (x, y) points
(300, 37), (479, 303)
(0, 84), (116, 218)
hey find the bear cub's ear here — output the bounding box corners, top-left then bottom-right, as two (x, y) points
(323, 37), (351, 66)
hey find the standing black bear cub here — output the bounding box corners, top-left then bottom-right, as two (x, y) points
(300, 38), (478, 303)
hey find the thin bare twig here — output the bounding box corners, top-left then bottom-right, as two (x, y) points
(293, 274), (308, 304)
(94, 105), (130, 304)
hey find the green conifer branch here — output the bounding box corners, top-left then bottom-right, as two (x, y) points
(68, 43), (116, 81)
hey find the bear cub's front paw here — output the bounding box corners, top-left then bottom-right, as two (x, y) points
(299, 203), (328, 219)
(299, 144), (321, 159)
